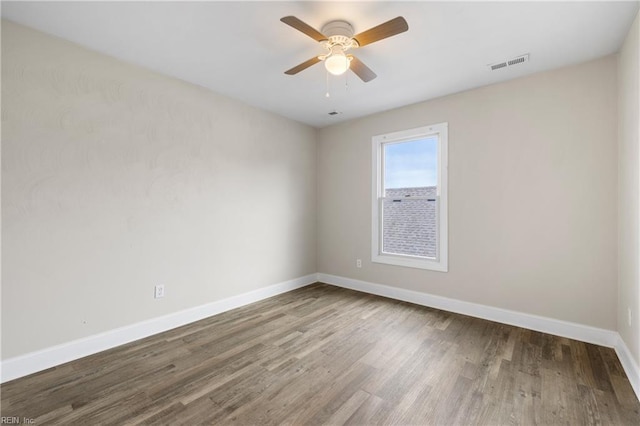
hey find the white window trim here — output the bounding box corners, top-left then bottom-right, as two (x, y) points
(371, 122), (448, 272)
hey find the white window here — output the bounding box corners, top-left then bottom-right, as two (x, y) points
(372, 123), (448, 272)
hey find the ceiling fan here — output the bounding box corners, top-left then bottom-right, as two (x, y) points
(281, 16), (409, 83)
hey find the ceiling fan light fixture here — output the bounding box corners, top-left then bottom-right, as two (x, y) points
(281, 15), (408, 83)
(324, 46), (350, 75)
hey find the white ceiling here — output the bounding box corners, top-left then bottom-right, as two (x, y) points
(2, 1), (638, 128)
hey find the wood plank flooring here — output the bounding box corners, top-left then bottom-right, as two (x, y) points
(2, 283), (639, 425)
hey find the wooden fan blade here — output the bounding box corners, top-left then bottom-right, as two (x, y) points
(281, 16), (327, 42)
(353, 16), (408, 47)
(349, 56), (377, 82)
(285, 56), (322, 75)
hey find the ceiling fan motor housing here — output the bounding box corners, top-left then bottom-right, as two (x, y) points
(321, 20), (359, 50)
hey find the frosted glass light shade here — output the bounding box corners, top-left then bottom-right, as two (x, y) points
(325, 52), (349, 75)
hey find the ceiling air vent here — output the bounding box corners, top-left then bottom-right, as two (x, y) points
(490, 62), (508, 71)
(489, 54), (529, 71)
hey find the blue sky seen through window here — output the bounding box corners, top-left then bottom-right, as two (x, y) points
(384, 136), (438, 189)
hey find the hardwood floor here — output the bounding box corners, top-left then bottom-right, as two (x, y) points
(2, 283), (639, 425)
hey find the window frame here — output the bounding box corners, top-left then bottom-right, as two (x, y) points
(371, 122), (448, 272)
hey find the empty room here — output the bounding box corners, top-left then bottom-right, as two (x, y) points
(1, 1), (639, 424)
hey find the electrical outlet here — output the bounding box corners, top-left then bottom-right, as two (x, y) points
(629, 307), (632, 327)
(356, 259), (362, 268)
(154, 285), (165, 299)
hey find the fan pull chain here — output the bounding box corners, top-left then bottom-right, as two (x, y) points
(325, 70), (330, 98)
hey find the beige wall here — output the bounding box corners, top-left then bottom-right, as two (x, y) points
(1, 21), (317, 359)
(618, 10), (640, 366)
(318, 56), (619, 330)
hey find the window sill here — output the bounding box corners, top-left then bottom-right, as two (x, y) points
(372, 253), (448, 272)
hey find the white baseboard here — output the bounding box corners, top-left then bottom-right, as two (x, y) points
(318, 273), (618, 347)
(614, 335), (640, 401)
(319, 273), (640, 401)
(0, 274), (318, 383)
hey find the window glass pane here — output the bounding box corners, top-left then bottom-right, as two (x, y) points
(383, 136), (438, 195)
(382, 197), (437, 258)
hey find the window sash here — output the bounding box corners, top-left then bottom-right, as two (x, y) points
(378, 196), (440, 261)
